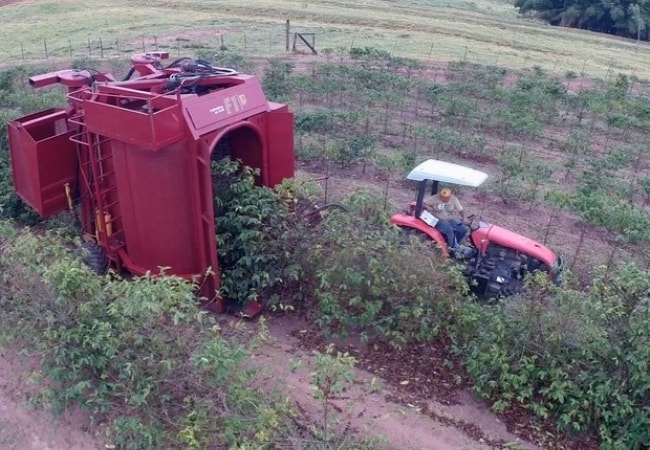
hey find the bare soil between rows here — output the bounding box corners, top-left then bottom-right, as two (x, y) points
(261, 313), (598, 450)
(0, 310), (598, 450)
(0, 347), (104, 450)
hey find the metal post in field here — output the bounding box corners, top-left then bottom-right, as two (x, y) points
(286, 19), (290, 51)
(20, 42), (24, 61)
(88, 37), (92, 56)
(100, 38), (104, 58)
(69, 39), (72, 57)
(44, 38), (48, 59)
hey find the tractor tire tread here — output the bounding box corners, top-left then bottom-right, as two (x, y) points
(81, 242), (109, 275)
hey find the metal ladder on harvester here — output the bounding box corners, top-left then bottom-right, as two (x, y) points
(68, 94), (126, 271)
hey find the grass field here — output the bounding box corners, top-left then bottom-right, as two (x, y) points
(2, 0), (650, 79)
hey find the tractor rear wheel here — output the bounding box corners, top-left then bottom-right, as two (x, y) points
(399, 227), (446, 259)
(81, 242), (109, 275)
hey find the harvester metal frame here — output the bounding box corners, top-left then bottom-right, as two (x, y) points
(7, 52), (295, 314)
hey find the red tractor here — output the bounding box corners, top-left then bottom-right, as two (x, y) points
(7, 52), (295, 314)
(390, 159), (565, 298)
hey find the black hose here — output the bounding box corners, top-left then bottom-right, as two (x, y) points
(164, 57), (193, 69)
(166, 56), (238, 77)
(159, 57), (239, 93)
(122, 67), (136, 81)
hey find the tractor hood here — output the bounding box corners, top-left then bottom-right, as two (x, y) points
(472, 222), (559, 268)
(407, 159), (488, 187)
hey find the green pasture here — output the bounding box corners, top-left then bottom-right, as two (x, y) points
(2, 0), (650, 79)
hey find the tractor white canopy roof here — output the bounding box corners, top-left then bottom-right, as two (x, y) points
(406, 159), (488, 187)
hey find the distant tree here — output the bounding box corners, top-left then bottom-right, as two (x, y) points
(514, 0), (650, 40)
(514, 0), (571, 25)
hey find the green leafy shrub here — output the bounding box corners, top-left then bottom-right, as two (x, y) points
(212, 157), (322, 306)
(0, 224), (293, 449)
(295, 109), (340, 134)
(261, 57), (295, 101)
(307, 189), (468, 347)
(310, 344), (358, 443)
(212, 157), (297, 304)
(1, 220), (391, 449)
(454, 267), (650, 448)
(349, 46), (391, 61)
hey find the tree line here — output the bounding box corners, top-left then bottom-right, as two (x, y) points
(515, 0), (650, 41)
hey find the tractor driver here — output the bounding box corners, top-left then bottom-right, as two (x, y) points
(425, 187), (468, 252)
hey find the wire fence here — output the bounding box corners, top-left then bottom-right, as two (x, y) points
(5, 32), (285, 62)
(4, 26), (648, 80)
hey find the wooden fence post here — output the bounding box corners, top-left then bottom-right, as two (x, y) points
(44, 38), (48, 59)
(286, 19), (290, 51)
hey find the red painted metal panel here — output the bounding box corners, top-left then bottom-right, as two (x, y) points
(389, 214), (449, 255)
(83, 99), (184, 151)
(472, 223), (558, 267)
(35, 133), (77, 217)
(29, 70), (115, 89)
(183, 77), (269, 140)
(7, 108), (76, 217)
(227, 123), (266, 182)
(193, 143), (221, 306)
(7, 122), (38, 210)
(265, 107), (295, 186)
(111, 139), (204, 275)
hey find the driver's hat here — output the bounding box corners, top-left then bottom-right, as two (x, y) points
(439, 187), (452, 202)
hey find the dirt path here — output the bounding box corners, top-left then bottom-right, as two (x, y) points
(253, 316), (543, 450)
(1, 317), (544, 450)
(0, 348), (103, 450)
(0, 393), (101, 450)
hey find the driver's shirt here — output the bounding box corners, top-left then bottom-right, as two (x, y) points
(427, 193), (463, 220)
